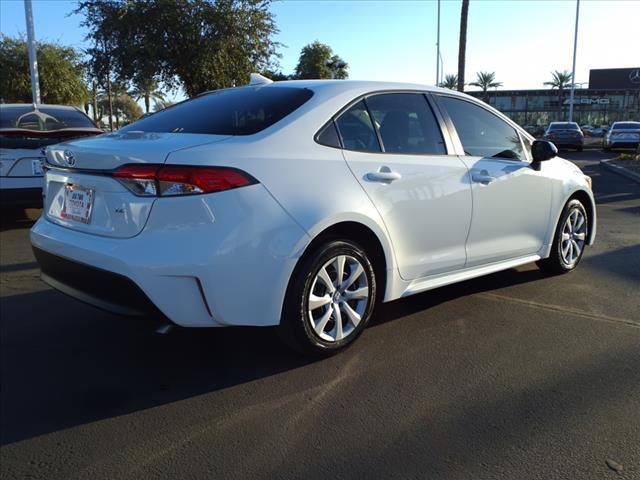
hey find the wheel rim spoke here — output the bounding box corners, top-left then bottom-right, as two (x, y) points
(317, 267), (335, 293)
(572, 239), (582, 257)
(574, 213), (584, 231)
(573, 232), (586, 241)
(342, 287), (368, 302)
(333, 256), (346, 288)
(313, 307), (333, 336)
(340, 302), (362, 328)
(341, 263), (364, 290)
(332, 303), (344, 341)
(309, 293), (331, 310)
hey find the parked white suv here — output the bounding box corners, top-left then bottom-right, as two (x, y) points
(0, 104), (102, 207)
(31, 81), (596, 355)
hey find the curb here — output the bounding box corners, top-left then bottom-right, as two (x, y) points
(600, 159), (640, 185)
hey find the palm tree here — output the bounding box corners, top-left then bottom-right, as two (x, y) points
(131, 79), (166, 113)
(457, 0), (470, 92)
(439, 74), (459, 90)
(469, 71), (503, 102)
(544, 70), (573, 120)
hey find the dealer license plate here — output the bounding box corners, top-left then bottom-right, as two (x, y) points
(61, 185), (94, 224)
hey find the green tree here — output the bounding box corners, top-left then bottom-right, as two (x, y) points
(75, 0), (281, 97)
(294, 41), (348, 79)
(131, 79), (166, 113)
(439, 74), (459, 90)
(544, 70), (573, 120)
(457, 0), (470, 92)
(153, 98), (174, 112)
(469, 71), (502, 102)
(0, 35), (88, 105)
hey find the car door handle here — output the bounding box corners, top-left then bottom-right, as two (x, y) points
(471, 173), (496, 185)
(366, 167), (402, 183)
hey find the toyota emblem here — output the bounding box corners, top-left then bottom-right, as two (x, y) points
(63, 150), (76, 167)
(629, 69), (640, 84)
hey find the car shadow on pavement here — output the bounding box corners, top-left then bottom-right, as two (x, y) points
(0, 208), (40, 233)
(0, 265), (551, 446)
(0, 288), (318, 445)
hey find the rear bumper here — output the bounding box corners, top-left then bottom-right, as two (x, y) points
(547, 139), (583, 148)
(605, 140), (639, 149)
(33, 246), (164, 318)
(30, 185), (310, 328)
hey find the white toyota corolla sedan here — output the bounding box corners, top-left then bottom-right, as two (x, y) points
(31, 80), (596, 355)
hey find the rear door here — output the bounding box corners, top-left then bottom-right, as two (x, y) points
(434, 94), (551, 267)
(338, 92), (472, 280)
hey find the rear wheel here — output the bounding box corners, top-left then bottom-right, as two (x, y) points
(537, 199), (588, 274)
(279, 239), (376, 356)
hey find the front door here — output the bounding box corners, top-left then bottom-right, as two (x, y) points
(434, 95), (551, 267)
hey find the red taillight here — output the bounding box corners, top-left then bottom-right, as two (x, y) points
(112, 164), (257, 197)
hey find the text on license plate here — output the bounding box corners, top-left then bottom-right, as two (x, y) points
(61, 185), (94, 224)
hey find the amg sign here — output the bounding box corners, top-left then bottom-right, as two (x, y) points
(589, 68), (640, 89)
(563, 98), (611, 105)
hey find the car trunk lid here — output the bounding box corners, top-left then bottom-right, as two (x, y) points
(43, 132), (231, 238)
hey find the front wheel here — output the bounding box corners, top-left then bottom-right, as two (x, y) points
(278, 239), (377, 356)
(537, 199), (588, 274)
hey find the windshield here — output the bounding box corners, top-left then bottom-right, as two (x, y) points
(549, 123), (579, 131)
(612, 122), (640, 130)
(0, 106), (96, 131)
(120, 86), (314, 136)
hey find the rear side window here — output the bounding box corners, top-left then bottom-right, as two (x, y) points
(335, 100), (381, 152)
(437, 96), (525, 160)
(119, 86), (313, 136)
(366, 93), (446, 154)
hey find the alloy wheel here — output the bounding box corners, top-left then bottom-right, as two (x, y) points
(307, 255), (370, 342)
(560, 208), (587, 265)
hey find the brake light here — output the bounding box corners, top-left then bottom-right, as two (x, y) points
(112, 164), (257, 197)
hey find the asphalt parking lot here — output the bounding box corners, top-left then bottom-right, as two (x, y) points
(1, 150), (639, 480)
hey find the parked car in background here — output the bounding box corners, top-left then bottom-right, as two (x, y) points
(0, 104), (102, 207)
(544, 122), (584, 151)
(603, 121), (640, 151)
(590, 125), (610, 138)
(31, 80), (596, 355)
(580, 124), (596, 136)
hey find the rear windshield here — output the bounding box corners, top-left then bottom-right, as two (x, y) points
(612, 122), (640, 130)
(0, 106), (96, 131)
(549, 123), (579, 130)
(120, 86), (314, 136)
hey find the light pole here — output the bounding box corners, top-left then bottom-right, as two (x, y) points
(23, 0), (41, 106)
(568, 0), (580, 122)
(435, 0), (441, 86)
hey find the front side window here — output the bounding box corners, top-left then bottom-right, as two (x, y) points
(437, 96), (525, 160)
(335, 100), (381, 152)
(366, 93), (446, 154)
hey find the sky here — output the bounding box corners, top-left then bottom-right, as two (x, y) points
(1, 0), (639, 100)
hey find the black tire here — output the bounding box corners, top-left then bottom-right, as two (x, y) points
(577, 146), (583, 152)
(278, 239), (377, 356)
(536, 199), (588, 274)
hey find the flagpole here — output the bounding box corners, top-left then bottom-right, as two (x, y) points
(436, 0), (441, 86)
(23, 0), (41, 106)
(568, 0), (580, 122)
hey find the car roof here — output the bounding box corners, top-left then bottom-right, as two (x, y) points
(252, 79), (465, 98)
(0, 103), (82, 110)
(612, 121), (640, 125)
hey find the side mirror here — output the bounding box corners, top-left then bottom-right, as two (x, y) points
(532, 140), (558, 163)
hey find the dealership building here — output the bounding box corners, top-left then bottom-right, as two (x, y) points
(467, 67), (640, 127)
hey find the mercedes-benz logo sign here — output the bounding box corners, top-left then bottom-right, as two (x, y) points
(63, 150), (76, 167)
(629, 69), (640, 84)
